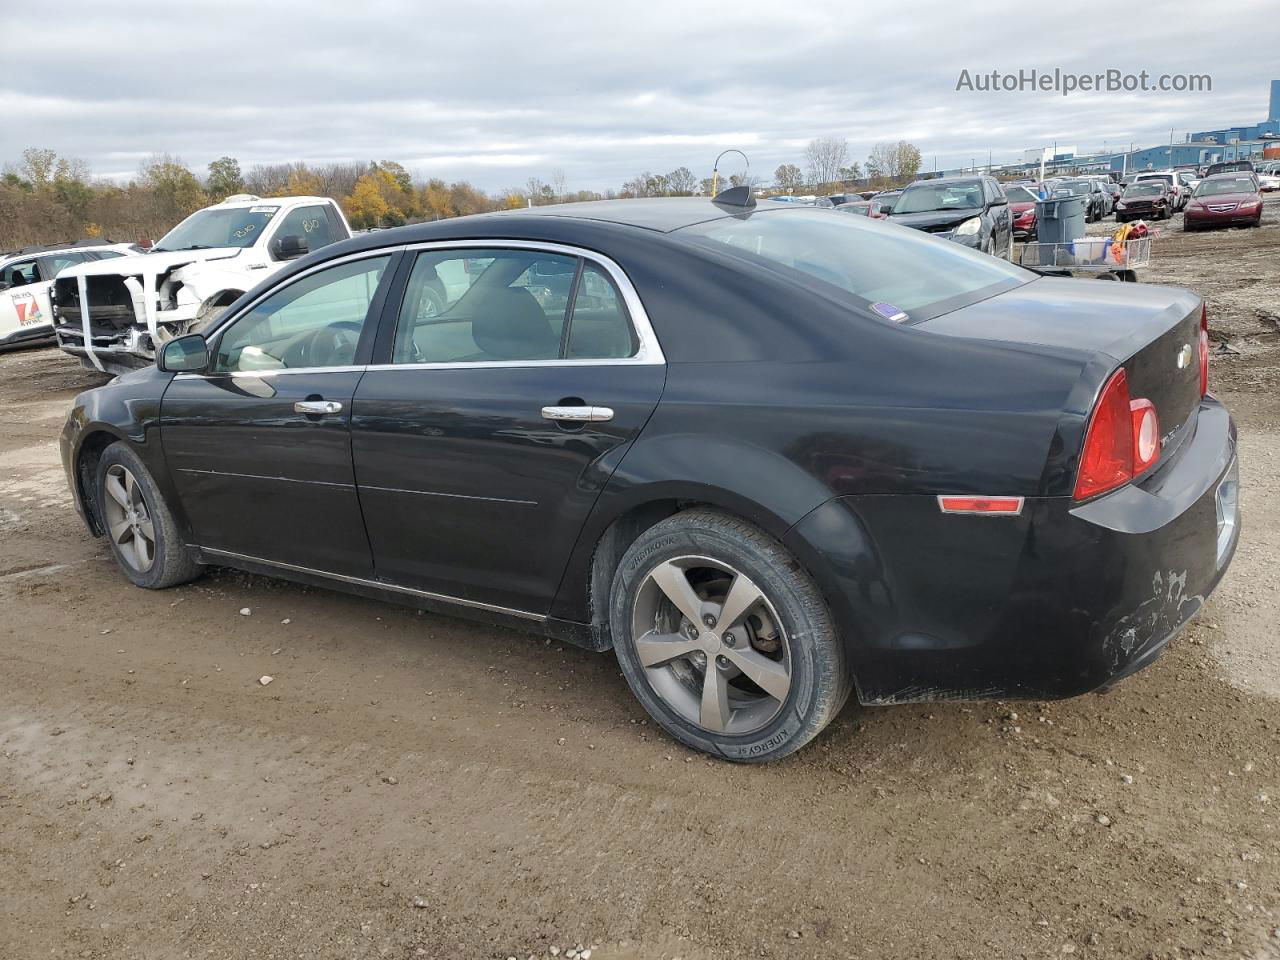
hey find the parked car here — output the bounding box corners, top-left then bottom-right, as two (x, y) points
(835, 200), (886, 219)
(52, 194), (353, 375)
(0, 241), (136, 352)
(885, 176), (1012, 257)
(1205, 160), (1254, 177)
(1256, 171), (1280, 192)
(869, 189), (903, 212)
(1115, 182), (1173, 221)
(1087, 177), (1116, 216)
(1183, 174), (1265, 230)
(58, 195), (1238, 761)
(1003, 184), (1039, 240)
(1053, 179), (1107, 222)
(1131, 171), (1187, 211)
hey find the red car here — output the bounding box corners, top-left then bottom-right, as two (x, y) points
(836, 200), (887, 219)
(1183, 173), (1265, 231)
(1115, 182), (1172, 222)
(1004, 184), (1040, 239)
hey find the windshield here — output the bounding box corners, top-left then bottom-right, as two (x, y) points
(1056, 181), (1093, 195)
(153, 205), (280, 252)
(1005, 186), (1037, 203)
(892, 182), (982, 214)
(1124, 184), (1162, 197)
(676, 208), (1031, 323)
(1136, 174), (1172, 186)
(1194, 177), (1257, 197)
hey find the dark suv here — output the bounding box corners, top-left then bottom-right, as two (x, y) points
(885, 176), (1013, 258)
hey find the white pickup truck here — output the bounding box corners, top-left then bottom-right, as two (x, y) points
(0, 241), (137, 352)
(52, 194), (352, 373)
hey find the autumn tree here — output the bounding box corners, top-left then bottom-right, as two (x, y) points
(206, 157), (244, 201)
(805, 138), (848, 191)
(343, 174), (391, 229)
(139, 154), (206, 227)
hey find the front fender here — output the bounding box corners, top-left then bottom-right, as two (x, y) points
(59, 366), (185, 538)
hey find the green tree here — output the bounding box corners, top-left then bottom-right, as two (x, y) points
(206, 157), (244, 201)
(139, 155), (207, 225)
(774, 163), (803, 191)
(20, 148), (58, 187)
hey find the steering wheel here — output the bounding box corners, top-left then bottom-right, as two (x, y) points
(300, 321), (363, 367)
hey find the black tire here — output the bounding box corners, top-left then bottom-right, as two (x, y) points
(96, 442), (203, 589)
(610, 508), (851, 762)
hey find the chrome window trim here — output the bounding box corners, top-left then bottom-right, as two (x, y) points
(192, 239), (665, 375)
(196, 546), (545, 621)
(381, 239), (663, 368)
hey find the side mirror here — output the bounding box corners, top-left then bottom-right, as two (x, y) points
(158, 333), (209, 373)
(991, 195), (1008, 206)
(270, 235), (309, 260)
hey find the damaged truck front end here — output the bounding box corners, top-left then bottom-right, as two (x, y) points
(52, 260), (232, 374)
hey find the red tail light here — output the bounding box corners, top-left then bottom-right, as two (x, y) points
(1074, 371), (1165, 501)
(1074, 369), (1134, 501)
(1198, 304), (1209, 397)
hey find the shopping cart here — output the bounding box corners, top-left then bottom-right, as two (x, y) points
(1015, 236), (1151, 282)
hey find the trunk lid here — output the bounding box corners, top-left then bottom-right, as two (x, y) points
(920, 276), (1204, 461)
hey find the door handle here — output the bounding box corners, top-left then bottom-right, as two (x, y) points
(294, 400), (343, 415)
(541, 405), (613, 423)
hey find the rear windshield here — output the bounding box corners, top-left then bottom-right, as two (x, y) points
(1056, 181), (1093, 195)
(676, 208), (1032, 323)
(1195, 177), (1257, 197)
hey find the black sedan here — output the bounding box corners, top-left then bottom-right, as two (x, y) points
(61, 195), (1239, 762)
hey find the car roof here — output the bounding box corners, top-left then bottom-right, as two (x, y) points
(0, 239), (127, 262)
(480, 197), (750, 233)
(903, 176), (982, 187)
(210, 195), (332, 209)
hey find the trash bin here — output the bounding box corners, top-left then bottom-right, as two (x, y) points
(1035, 194), (1087, 245)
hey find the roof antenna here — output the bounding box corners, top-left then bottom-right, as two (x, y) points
(710, 149), (755, 209)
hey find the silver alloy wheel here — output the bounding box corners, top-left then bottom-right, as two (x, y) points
(102, 464), (156, 572)
(631, 556), (792, 735)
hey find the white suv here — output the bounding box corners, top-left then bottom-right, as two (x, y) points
(0, 241), (137, 352)
(53, 195), (352, 373)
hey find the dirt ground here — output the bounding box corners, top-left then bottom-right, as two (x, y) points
(2, 203), (1279, 960)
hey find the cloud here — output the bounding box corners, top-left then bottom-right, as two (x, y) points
(6, 0), (1278, 191)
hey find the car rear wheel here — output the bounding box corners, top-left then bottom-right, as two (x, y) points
(96, 442), (203, 589)
(610, 509), (851, 762)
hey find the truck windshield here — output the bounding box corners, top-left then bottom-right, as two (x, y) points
(153, 206), (280, 252)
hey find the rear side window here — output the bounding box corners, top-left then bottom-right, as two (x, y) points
(677, 208), (1031, 323)
(566, 264), (636, 359)
(392, 250), (638, 363)
(38, 251), (95, 279)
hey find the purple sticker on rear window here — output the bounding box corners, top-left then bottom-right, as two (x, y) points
(872, 302), (908, 322)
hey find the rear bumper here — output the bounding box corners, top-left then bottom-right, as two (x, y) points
(786, 398), (1239, 704)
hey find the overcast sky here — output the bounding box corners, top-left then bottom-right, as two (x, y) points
(7, 0), (1279, 192)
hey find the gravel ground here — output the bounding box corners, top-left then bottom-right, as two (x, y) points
(2, 201), (1279, 960)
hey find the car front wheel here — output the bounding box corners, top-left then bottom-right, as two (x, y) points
(610, 509), (851, 762)
(96, 442), (203, 589)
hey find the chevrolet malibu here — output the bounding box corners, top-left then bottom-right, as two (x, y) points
(60, 194), (1240, 762)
